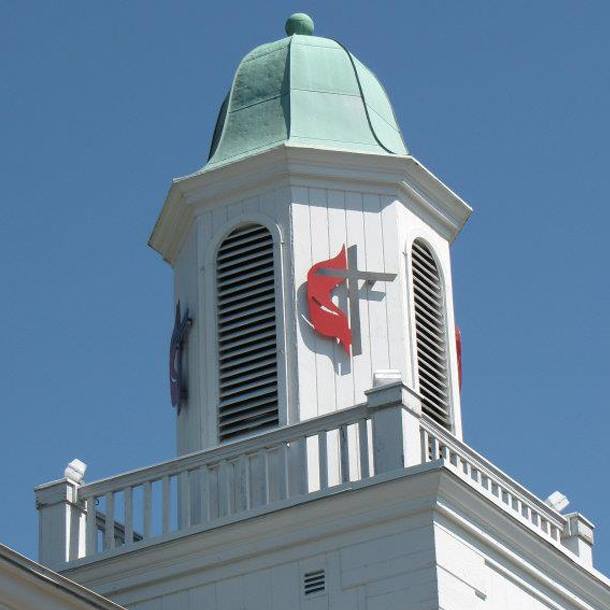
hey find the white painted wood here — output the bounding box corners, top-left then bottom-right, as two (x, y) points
(124, 487), (133, 545)
(248, 452), (266, 509)
(161, 477), (170, 535)
(34, 478), (84, 568)
(143, 482), (152, 539)
(104, 493), (114, 551)
(200, 467), (210, 523)
(181, 471), (191, 528)
(318, 431), (328, 491)
(55, 463), (609, 610)
(290, 190), (318, 423)
(339, 425), (349, 484)
(326, 189), (353, 411)
(357, 419), (369, 479)
(85, 497), (97, 557)
(309, 187), (337, 418)
(170, 164), (467, 491)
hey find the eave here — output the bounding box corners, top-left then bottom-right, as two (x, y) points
(148, 144), (473, 266)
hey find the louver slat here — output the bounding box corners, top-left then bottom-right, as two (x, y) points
(412, 240), (451, 429)
(217, 223), (279, 442)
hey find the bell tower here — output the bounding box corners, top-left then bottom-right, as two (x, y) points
(34, 14), (608, 610)
(150, 13), (472, 456)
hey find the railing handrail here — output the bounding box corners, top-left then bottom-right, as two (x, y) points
(79, 403), (370, 499)
(420, 416), (566, 529)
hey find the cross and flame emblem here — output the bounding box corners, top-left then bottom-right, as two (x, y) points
(306, 245), (397, 356)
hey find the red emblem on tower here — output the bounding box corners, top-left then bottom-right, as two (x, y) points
(306, 245), (396, 356)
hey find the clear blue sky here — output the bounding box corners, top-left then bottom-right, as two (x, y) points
(1, 1), (609, 574)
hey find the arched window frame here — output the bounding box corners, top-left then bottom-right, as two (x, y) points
(406, 236), (455, 432)
(204, 213), (288, 444)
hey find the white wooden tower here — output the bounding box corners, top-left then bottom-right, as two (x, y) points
(34, 13), (610, 610)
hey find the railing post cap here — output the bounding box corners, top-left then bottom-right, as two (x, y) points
(564, 512), (595, 544)
(64, 458), (87, 484)
(34, 478), (79, 508)
(365, 380), (422, 416)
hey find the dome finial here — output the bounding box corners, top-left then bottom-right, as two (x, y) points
(285, 13), (314, 36)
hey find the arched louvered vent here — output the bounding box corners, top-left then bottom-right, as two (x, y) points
(216, 223), (279, 442)
(411, 240), (451, 429)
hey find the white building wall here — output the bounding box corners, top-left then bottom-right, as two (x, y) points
(104, 515), (439, 610)
(434, 519), (593, 610)
(173, 176), (463, 456)
(290, 185), (462, 436)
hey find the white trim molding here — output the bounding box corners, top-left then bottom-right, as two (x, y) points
(149, 145), (473, 266)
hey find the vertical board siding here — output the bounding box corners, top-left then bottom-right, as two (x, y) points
(291, 188), (318, 422)
(291, 187), (400, 421)
(380, 197), (403, 372)
(362, 193), (391, 377)
(327, 189), (354, 411)
(308, 187), (337, 416)
(344, 191), (373, 403)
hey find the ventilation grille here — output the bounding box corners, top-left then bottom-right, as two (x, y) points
(304, 570), (326, 596)
(217, 223), (279, 442)
(412, 240), (451, 429)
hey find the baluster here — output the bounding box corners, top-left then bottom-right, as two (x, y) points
(431, 436), (439, 460)
(200, 466), (210, 522)
(279, 442), (289, 499)
(104, 492), (115, 550)
(249, 452), (266, 509)
(162, 476), (170, 534)
(339, 425), (350, 483)
(224, 461), (235, 515)
(420, 428), (428, 462)
(264, 450), (270, 505)
(208, 466), (219, 521)
(235, 455), (248, 512)
(124, 487), (133, 545)
(143, 481), (152, 539)
(265, 448), (280, 503)
(85, 496), (97, 556)
(182, 470), (192, 526)
(318, 431), (328, 490)
(218, 460), (230, 516)
(482, 474), (490, 492)
(358, 420), (370, 479)
(287, 437), (307, 497)
(462, 459), (470, 477)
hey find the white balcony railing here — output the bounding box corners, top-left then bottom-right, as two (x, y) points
(35, 381), (594, 571)
(420, 418), (566, 545)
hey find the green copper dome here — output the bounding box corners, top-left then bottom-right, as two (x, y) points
(205, 15), (407, 169)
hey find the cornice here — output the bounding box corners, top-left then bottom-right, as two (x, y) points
(148, 144), (473, 265)
(435, 472), (610, 608)
(61, 465), (608, 609)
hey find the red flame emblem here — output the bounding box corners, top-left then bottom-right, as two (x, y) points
(306, 246), (351, 353)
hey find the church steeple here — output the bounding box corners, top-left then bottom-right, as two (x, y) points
(149, 15), (471, 457)
(34, 15), (607, 603)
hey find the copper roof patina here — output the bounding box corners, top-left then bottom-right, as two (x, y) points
(205, 13), (407, 170)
